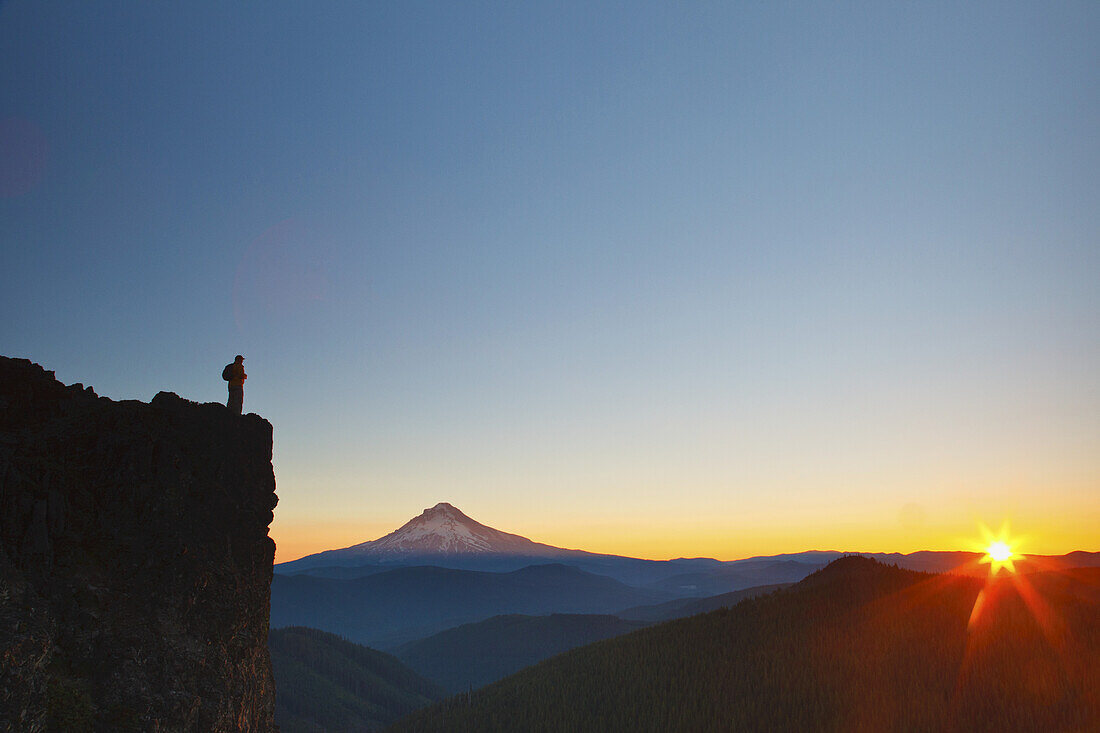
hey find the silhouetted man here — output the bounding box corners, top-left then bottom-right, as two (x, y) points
(222, 355), (247, 414)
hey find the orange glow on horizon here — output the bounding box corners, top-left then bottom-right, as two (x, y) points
(270, 518), (395, 564)
(270, 512), (1094, 565)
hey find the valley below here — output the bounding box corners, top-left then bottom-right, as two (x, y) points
(269, 502), (1100, 732)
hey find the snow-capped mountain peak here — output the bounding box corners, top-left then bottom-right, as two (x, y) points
(347, 502), (545, 556)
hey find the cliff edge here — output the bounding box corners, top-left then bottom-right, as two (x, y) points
(0, 356), (278, 732)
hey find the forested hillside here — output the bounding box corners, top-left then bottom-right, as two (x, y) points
(270, 627), (441, 732)
(390, 558), (1100, 732)
(394, 613), (647, 693)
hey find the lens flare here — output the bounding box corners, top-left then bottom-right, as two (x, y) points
(975, 523), (1018, 575)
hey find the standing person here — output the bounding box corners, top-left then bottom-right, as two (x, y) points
(222, 355), (247, 414)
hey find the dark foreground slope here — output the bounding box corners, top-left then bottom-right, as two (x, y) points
(270, 627), (442, 732)
(394, 614), (647, 693)
(391, 557), (1100, 732)
(0, 357), (279, 731)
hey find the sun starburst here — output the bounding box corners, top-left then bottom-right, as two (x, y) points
(976, 523), (1018, 575)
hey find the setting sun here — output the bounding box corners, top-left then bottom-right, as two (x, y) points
(987, 542), (1012, 563)
(977, 524), (1020, 575)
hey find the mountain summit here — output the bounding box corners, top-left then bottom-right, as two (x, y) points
(275, 503), (812, 588)
(276, 502), (588, 573)
(276, 502), (1100, 585)
(351, 502), (546, 557)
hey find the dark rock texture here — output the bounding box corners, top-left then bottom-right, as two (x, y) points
(0, 356), (278, 732)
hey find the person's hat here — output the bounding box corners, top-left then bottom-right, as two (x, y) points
(235, 354), (245, 361)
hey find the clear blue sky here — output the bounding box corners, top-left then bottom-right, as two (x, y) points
(2, 1), (1097, 560)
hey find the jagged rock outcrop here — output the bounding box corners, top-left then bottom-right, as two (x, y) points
(0, 356), (278, 732)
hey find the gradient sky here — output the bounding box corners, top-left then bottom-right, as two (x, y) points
(2, 2), (1097, 562)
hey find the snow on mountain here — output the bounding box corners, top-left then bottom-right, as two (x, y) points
(276, 501), (1100, 585)
(342, 502), (554, 558)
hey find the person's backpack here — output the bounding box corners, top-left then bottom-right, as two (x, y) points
(222, 364), (233, 381)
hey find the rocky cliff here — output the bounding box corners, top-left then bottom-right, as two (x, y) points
(0, 356), (278, 732)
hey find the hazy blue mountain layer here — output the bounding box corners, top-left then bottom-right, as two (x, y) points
(616, 582), (792, 622)
(271, 563), (672, 648)
(394, 613), (647, 693)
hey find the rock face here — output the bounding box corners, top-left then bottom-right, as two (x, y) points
(0, 356), (278, 732)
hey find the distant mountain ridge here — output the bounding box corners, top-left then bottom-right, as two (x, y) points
(389, 582), (792, 693)
(269, 503), (1100, 724)
(390, 559), (1100, 731)
(616, 583), (793, 623)
(276, 503), (738, 588)
(277, 503), (1100, 591)
(394, 614), (648, 693)
(270, 562), (672, 648)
